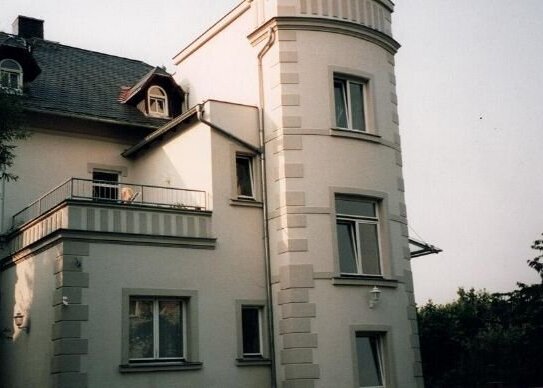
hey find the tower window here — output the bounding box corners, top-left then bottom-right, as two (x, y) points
(0, 59), (23, 93)
(335, 195), (382, 276)
(334, 76), (367, 131)
(147, 86), (169, 117)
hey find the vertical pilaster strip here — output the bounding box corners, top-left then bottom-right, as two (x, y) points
(278, 264), (319, 387)
(51, 241), (90, 388)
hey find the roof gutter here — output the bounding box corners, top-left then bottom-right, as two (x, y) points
(25, 107), (162, 130)
(122, 106), (199, 158)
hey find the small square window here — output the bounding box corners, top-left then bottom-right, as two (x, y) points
(236, 155), (254, 199)
(355, 333), (385, 388)
(92, 171), (119, 200)
(336, 196), (381, 276)
(129, 297), (186, 362)
(241, 306), (262, 357)
(334, 76), (367, 132)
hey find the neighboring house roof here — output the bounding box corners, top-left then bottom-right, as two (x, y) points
(0, 31), (172, 128)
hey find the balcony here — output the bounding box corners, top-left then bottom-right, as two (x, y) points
(8, 178), (213, 254)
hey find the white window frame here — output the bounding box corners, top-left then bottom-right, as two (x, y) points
(355, 333), (386, 388)
(236, 154), (255, 200)
(128, 297), (187, 363)
(0, 59), (23, 93)
(336, 196), (382, 276)
(334, 75), (368, 132)
(241, 306), (263, 358)
(147, 85), (169, 117)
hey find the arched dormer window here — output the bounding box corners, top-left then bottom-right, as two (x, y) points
(0, 59), (23, 93)
(147, 86), (169, 117)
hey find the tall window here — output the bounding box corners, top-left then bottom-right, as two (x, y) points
(129, 297), (186, 362)
(0, 59), (23, 92)
(334, 76), (366, 131)
(92, 171), (119, 200)
(241, 306), (262, 358)
(336, 196), (381, 275)
(147, 86), (169, 117)
(236, 155), (254, 199)
(355, 333), (385, 388)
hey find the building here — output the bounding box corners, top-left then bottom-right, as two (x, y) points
(0, 1), (426, 387)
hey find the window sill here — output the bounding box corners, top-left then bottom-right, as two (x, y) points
(119, 361), (203, 373)
(330, 127), (381, 143)
(332, 275), (398, 288)
(236, 358), (272, 367)
(230, 198), (263, 208)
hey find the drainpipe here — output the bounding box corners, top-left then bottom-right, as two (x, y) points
(257, 27), (277, 388)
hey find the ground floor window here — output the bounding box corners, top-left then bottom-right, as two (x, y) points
(121, 288), (200, 371)
(241, 306), (262, 357)
(129, 297), (186, 362)
(355, 333), (385, 387)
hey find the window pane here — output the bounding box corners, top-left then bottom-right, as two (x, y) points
(334, 80), (348, 128)
(349, 82), (366, 131)
(358, 223), (381, 275)
(1, 59), (22, 71)
(129, 299), (154, 359)
(242, 307), (261, 355)
(356, 335), (383, 387)
(159, 300), (183, 358)
(236, 157), (253, 197)
(336, 197), (375, 218)
(156, 99), (165, 113)
(337, 222), (358, 273)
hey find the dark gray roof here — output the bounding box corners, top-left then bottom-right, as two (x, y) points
(0, 32), (169, 128)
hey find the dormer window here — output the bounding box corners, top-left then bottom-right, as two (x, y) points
(147, 86), (169, 117)
(0, 59), (23, 93)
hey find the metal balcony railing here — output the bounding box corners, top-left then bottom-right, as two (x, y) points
(12, 178), (208, 228)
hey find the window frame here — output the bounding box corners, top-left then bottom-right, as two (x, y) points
(235, 154), (255, 200)
(336, 195), (383, 277)
(128, 297), (187, 363)
(92, 170), (120, 201)
(147, 85), (169, 118)
(349, 325), (394, 388)
(333, 75), (368, 132)
(235, 300), (270, 366)
(0, 59), (23, 93)
(120, 288), (201, 372)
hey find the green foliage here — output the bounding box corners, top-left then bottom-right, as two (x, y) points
(418, 285), (543, 387)
(527, 234), (543, 280)
(0, 90), (29, 181)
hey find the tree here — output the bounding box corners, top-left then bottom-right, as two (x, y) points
(527, 234), (543, 280)
(418, 286), (543, 387)
(0, 90), (29, 181)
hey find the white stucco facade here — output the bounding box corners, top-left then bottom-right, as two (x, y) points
(0, 1), (423, 387)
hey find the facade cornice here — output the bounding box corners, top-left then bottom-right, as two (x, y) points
(248, 16), (400, 54)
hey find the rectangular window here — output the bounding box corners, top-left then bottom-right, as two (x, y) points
(128, 297), (186, 362)
(336, 196), (381, 276)
(334, 76), (367, 132)
(355, 333), (385, 388)
(92, 170), (119, 200)
(241, 306), (262, 357)
(236, 155), (254, 199)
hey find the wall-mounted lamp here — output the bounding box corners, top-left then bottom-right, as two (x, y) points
(369, 286), (381, 309)
(13, 312), (30, 332)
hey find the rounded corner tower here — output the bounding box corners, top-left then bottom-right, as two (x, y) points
(250, 1), (422, 387)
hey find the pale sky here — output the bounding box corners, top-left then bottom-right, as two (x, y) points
(2, 1), (541, 303)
